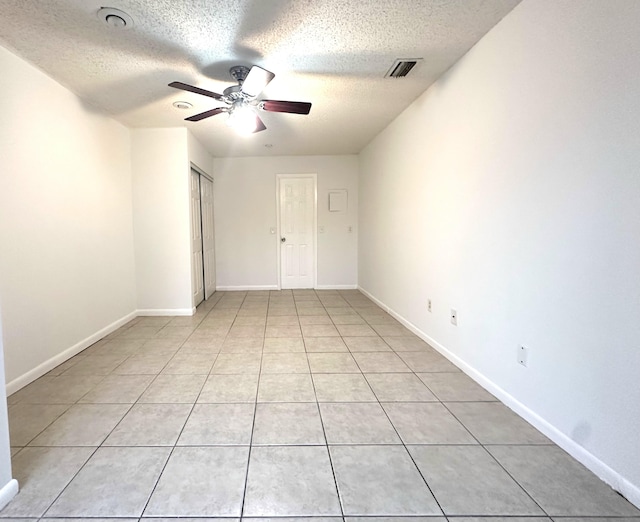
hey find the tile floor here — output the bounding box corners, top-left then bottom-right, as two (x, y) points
(4, 289), (639, 520)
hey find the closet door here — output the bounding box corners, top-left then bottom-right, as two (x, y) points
(200, 176), (216, 299)
(190, 169), (204, 306)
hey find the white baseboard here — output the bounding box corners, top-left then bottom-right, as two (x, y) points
(358, 285), (640, 509)
(216, 285), (279, 291)
(5, 310), (137, 395)
(315, 284), (359, 290)
(137, 308), (195, 317)
(0, 479), (19, 511)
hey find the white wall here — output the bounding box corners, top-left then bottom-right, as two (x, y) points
(132, 128), (194, 314)
(0, 45), (137, 390)
(213, 155), (358, 289)
(188, 132), (214, 176)
(359, 0), (640, 505)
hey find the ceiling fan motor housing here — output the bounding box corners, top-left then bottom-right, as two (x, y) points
(229, 66), (251, 85)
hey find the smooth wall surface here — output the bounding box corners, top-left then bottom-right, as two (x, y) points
(213, 155), (358, 289)
(0, 45), (137, 385)
(359, 0), (640, 501)
(132, 128), (193, 313)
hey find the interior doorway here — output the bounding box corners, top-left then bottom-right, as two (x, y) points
(277, 174), (317, 289)
(190, 167), (216, 306)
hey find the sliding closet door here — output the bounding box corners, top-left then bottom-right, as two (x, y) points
(200, 176), (216, 299)
(190, 169), (205, 306)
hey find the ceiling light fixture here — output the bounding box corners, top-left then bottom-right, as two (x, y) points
(172, 101), (193, 110)
(97, 7), (134, 29)
(226, 103), (258, 135)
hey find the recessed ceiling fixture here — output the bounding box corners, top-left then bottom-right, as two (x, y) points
(97, 7), (134, 29)
(385, 58), (423, 78)
(172, 101), (193, 110)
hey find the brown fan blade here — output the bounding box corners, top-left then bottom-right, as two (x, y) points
(185, 107), (226, 122)
(241, 66), (275, 97)
(260, 100), (312, 115)
(169, 81), (225, 101)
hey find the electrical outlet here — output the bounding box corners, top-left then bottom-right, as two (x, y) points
(427, 299), (432, 313)
(450, 308), (457, 326)
(518, 345), (528, 367)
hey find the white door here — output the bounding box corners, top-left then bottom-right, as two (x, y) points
(190, 169), (204, 306)
(279, 176), (316, 289)
(200, 176), (216, 299)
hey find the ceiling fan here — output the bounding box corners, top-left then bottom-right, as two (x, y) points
(169, 65), (312, 134)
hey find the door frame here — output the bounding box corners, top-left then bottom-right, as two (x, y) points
(276, 173), (318, 290)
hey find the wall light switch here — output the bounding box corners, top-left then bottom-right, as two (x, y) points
(270, 227), (276, 234)
(319, 226), (325, 233)
(348, 226), (353, 233)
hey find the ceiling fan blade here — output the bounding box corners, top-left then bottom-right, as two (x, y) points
(185, 107), (226, 122)
(253, 114), (267, 133)
(260, 100), (312, 115)
(241, 66), (275, 97)
(169, 81), (225, 101)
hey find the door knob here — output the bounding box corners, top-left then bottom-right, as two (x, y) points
(281, 237), (286, 243)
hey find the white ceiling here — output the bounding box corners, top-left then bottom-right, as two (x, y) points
(0, 0), (521, 157)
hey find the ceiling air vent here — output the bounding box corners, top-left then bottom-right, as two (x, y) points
(385, 58), (423, 78)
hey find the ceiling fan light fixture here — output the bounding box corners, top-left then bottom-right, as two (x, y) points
(97, 7), (134, 29)
(227, 105), (258, 135)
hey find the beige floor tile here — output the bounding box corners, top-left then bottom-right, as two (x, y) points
(417, 372), (496, 401)
(307, 353), (360, 373)
(263, 337), (305, 353)
(178, 403), (255, 445)
(145, 446), (249, 517)
(253, 403), (325, 445)
(197, 374), (259, 403)
(138, 374), (206, 403)
(312, 374), (377, 402)
(261, 353), (310, 374)
(257, 374), (316, 402)
(46, 447), (171, 517)
(382, 402), (476, 444)
(78, 374), (154, 403)
(446, 402), (551, 444)
(29, 404), (130, 446)
(244, 446), (341, 516)
(211, 353), (262, 374)
(304, 337), (348, 352)
(9, 403), (70, 446)
(3, 447), (94, 517)
(104, 403), (192, 446)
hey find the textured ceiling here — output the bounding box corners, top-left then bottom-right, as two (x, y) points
(0, 0), (521, 157)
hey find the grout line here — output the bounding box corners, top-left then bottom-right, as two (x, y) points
(238, 291), (264, 519)
(309, 290), (346, 520)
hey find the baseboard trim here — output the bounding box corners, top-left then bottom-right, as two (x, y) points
(137, 308), (195, 317)
(315, 284), (359, 290)
(357, 285), (640, 509)
(0, 479), (19, 511)
(216, 285), (279, 291)
(5, 310), (137, 395)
